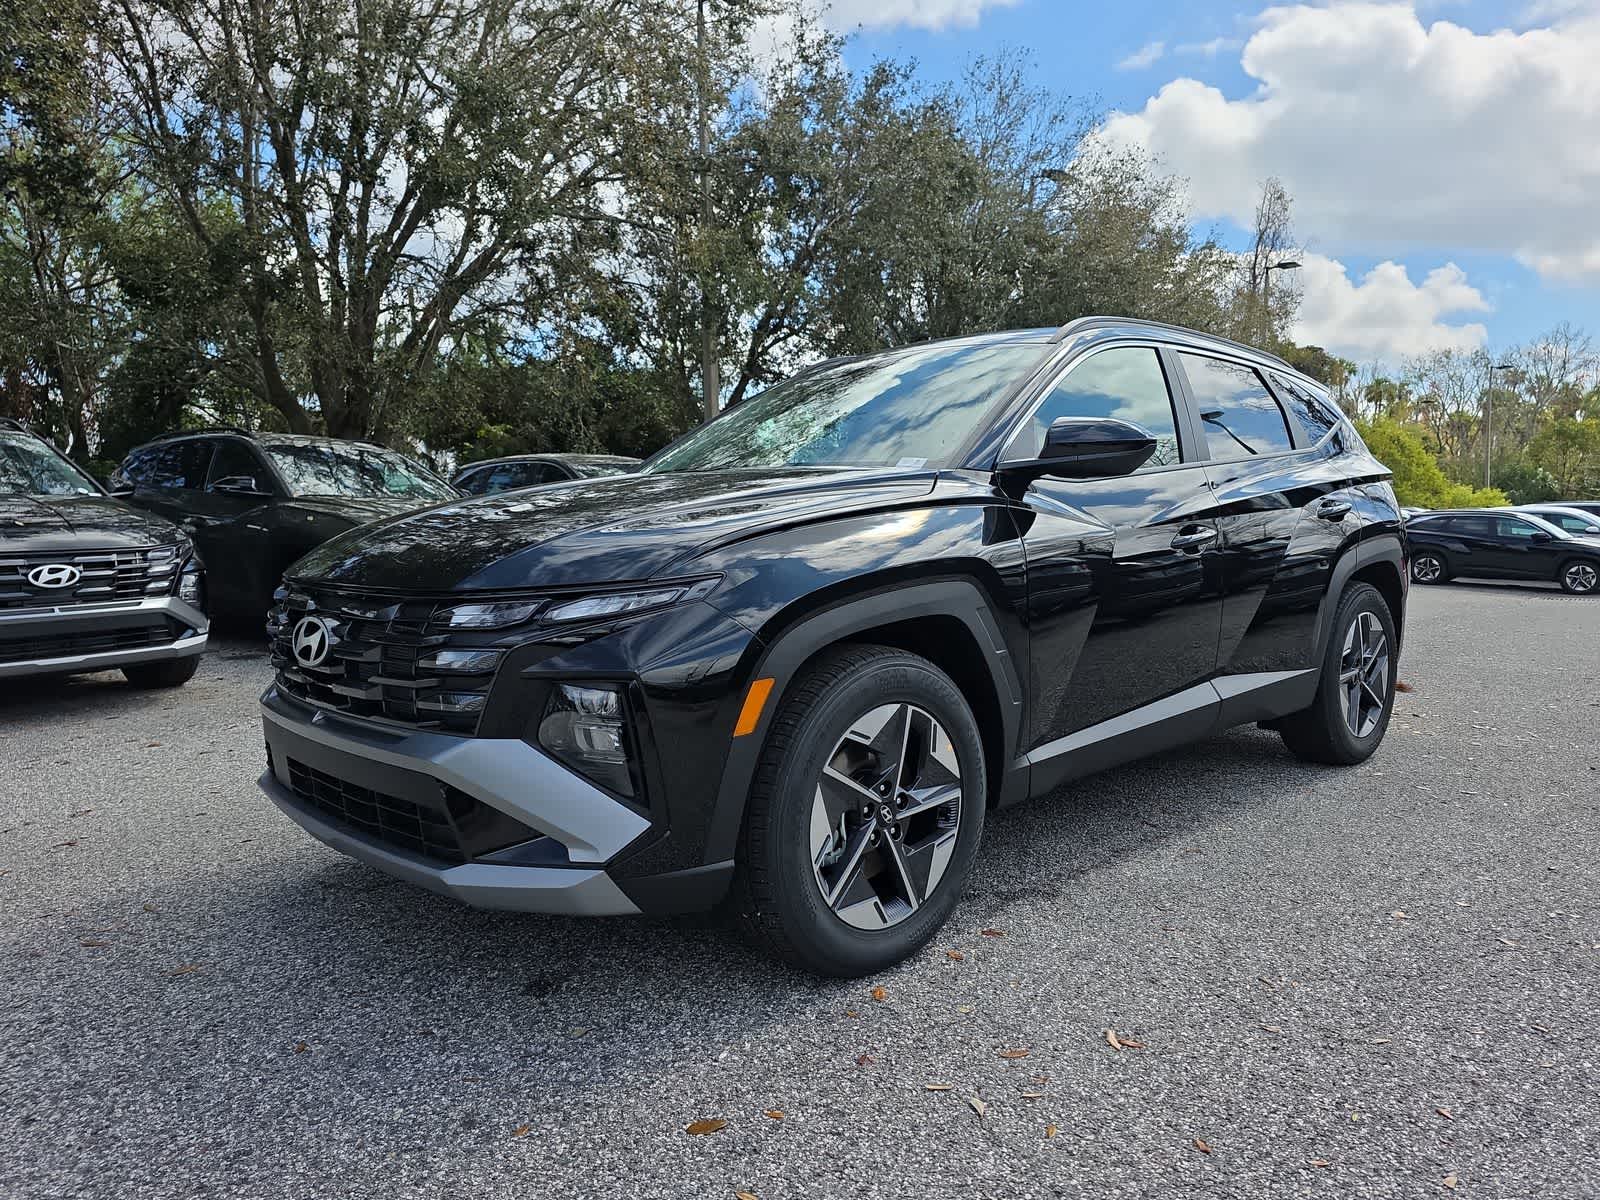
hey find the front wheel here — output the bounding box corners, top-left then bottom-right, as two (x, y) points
(1278, 582), (1397, 765)
(1559, 560), (1598, 595)
(1411, 552), (1447, 584)
(735, 645), (986, 977)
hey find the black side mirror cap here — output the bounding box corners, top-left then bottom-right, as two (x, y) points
(996, 417), (1159, 482)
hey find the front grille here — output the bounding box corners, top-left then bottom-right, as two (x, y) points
(0, 619), (181, 666)
(0, 546), (181, 610)
(278, 755), (539, 865)
(268, 587), (530, 734)
(285, 756), (468, 864)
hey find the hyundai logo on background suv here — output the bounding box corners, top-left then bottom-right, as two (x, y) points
(290, 615), (335, 668)
(27, 564), (81, 589)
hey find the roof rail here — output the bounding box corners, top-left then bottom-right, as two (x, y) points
(0, 416), (29, 432)
(148, 425), (256, 441)
(1050, 316), (1293, 370)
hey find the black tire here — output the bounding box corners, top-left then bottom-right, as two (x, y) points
(1557, 559), (1599, 595)
(121, 656), (201, 689)
(1277, 582), (1397, 766)
(734, 644), (986, 977)
(1411, 552), (1448, 585)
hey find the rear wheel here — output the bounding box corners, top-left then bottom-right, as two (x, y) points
(735, 645), (986, 977)
(1278, 582), (1397, 765)
(1558, 560), (1598, 595)
(122, 656), (200, 689)
(1411, 552), (1447, 584)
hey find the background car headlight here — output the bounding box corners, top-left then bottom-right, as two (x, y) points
(537, 683), (633, 797)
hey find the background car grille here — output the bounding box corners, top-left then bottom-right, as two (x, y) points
(267, 587), (528, 734)
(0, 619), (182, 666)
(0, 547), (181, 610)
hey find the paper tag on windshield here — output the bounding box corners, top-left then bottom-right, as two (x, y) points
(895, 457), (928, 468)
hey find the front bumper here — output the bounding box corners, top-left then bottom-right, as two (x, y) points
(259, 686), (651, 915)
(0, 596), (208, 679)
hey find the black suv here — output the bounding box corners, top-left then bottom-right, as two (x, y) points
(0, 420), (207, 685)
(112, 431), (457, 624)
(1408, 509), (1600, 594)
(257, 319), (1406, 975)
(452, 453), (640, 496)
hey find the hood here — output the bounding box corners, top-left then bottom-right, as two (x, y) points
(0, 493), (186, 555)
(282, 494), (436, 525)
(288, 467), (939, 592)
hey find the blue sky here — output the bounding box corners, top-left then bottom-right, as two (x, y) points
(818, 0), (1600, 366)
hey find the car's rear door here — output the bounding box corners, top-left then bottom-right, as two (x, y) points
(1010, 342), (1225, 783)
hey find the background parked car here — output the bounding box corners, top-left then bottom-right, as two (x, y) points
(111, 430), (457, 624)
(1516, 504), (1600, 536)
(1, 419), (207, 685)
(452, 453), (640, 496)
(1408, 509), (1600, 594)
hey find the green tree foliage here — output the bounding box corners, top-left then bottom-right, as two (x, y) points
(1355, 418), (1506, 509)
(1527, 418), (1600, 497)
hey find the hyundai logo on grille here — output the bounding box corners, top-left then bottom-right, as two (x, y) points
(27, 563), (81, 589)
(291, 615), (335, 668)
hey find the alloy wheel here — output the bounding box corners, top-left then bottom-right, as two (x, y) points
(1338, 611), (1390, 738)
(1413, 555), (1443, 583)
(1564, 562), (1598, 594)
(810, 702), (963, 930)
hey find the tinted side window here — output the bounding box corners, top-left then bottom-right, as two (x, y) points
(146, 440), (214, 489)
(1181, 354), (1293, 461)
(111, 448), (159, 490)
(1270, 373), (1340, 443)
(1540, 512), (1597, 534)
(1004, 346), (1182, 469)
(1493, 516), (1543, 540)
(1452, 516), (1492, 537)
(455, 468), (491, 495)
(208, 440), (265, 488)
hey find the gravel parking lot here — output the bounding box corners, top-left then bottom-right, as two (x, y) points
(3, 582), (1597, 1200)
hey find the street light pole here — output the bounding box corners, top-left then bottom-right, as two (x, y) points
(1262, 260), (1300, 341)
(696, 0), (719, 424)
(1484, 360), (1514, 489)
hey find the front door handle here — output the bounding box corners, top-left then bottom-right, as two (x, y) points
(1315, 499), (1352, 521)
(1171, 526), (1218, 551)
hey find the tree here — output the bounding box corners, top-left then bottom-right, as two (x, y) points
(1528, 418), (1600, 497)
(1355, 418), (1506, 509)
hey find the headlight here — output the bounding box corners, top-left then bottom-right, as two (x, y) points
(544, 578), (719, 624)
(537, 683), (633, 797)
(418, 648), (503, 673)
(436, 601), (540, 630)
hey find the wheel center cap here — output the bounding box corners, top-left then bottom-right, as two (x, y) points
(877, 803), (896, 825)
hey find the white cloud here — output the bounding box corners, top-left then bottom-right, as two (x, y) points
(1175, 36), (1243, 57)
(1116, 40), (1167, 70)
(1291, 254), (1491, 361)
(1097, 2), (1600, 282)
(814, 0), (1018, 32)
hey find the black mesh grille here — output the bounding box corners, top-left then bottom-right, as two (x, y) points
(285, 757), (467, 864)
(0, 619), (181, 666)
(0, 547), (180, 610)
(268, 587), (533, 734)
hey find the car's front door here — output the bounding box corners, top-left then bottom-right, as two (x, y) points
(1481, 514), (1562, 579)
(186, 438), (282, 616)
(1010, 343), (1225, 787)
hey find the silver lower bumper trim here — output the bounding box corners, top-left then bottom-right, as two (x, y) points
(0, 632), (207, 679)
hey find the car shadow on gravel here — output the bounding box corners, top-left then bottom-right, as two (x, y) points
(6, 722), (1337, 1092)
(0, 638), (269, 721)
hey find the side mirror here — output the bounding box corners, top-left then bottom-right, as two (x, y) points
(212, 475), (268, 497)
(1530, 531), (1553, 544)
(997, 417), (1158, 482)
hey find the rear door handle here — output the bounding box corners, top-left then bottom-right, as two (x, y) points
(1316, 499), (1352, 521)
(1171, 526), (1218, 551)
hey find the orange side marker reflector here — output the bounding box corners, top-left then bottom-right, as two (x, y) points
(734, 677), (776, 737)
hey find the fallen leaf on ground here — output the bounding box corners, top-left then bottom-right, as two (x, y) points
(142, 903), (159, 914)
(1396, 680), (1414, 693)
(1436, 1107), (1453, 1119)
(1105, 1030), (1144, 1050)
(998, 1048), (1030, 1059)
(80, 939), (111, 948)
(145, 741), (161, 747)
(967, 1095), (987, 1118)
(1443, 1173), (1459, 1190)
(736, 1192), (759, 1200)
(870, 986), (887, 1002)
(980, 929), (1004, 937)
(1045, 1123), (1058, 1138)
(946, 950), (964, 961)
(855, 1053), (874, 1066)
(1020, 1090), (1045, 1099)
(763, 1109), (783, 1120)
(1497, 937), (1518, 947)
(54, 839), (79, 848)
(1370, 1037), (1392, 1045)
(1193, 1137), (1213, 1154)
(685, 1119), (727, 1136)
(924, 1083), (952, 1091)
(511, 1125), (531, 1138)
(294, 1042), (309, 1054)
(956, 1005), (974, 1014)
(1311, 1158), (1330, 1168)
(1260, 1024), (1282, 1034)
(1392, 911), (1410, 920)
(844, 1009), (858, 1018)
(170, 964), (202, 975)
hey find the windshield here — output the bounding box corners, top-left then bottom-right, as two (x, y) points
(0, 432), (100, 497)
(645, 340), (1048, 473)
(265, 443), (455, 500)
